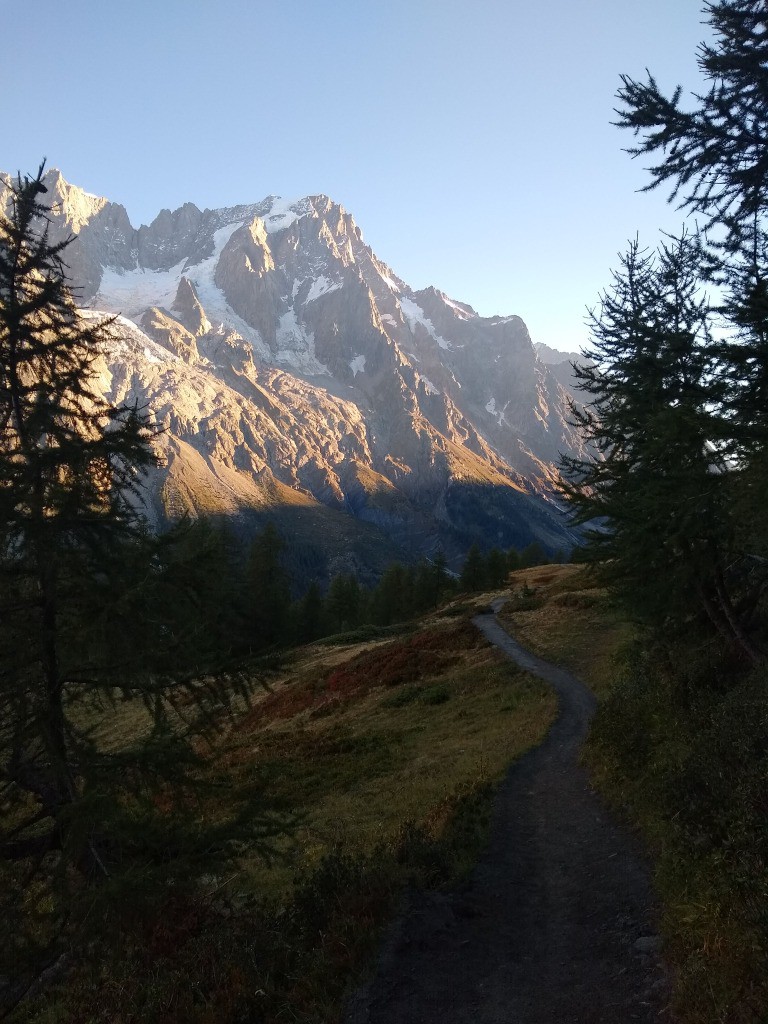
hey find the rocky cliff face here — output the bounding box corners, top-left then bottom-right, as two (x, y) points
(0, 169), (583, 571)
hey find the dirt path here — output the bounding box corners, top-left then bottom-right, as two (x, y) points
(344, 604), (669, 1024)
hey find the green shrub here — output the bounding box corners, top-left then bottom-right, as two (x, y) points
(587, 653), (768, 1024)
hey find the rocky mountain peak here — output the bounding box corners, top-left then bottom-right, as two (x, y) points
(2, 167), (585, 570)
(171, 277), (211, 336)
(41, 168), (110, 234)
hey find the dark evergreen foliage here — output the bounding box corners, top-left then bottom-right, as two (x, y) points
(0, 164), (158, 876)
(247, 522), (291, 647)
(560, 234), (763, 660)
(0, 167), (289, 1003)
(296, 579), (324, 642)
(148, 517), (249, 666)
(484, 548), (508, 588)
(459, 543), (486, 592)
(519, 541), (547, 568)
(506, 547), (521, 572)
(371, 562), (413, 625)
(565, 0), (768, 665)
(616, 1), (768, 252)
(326, 572), (365, 632)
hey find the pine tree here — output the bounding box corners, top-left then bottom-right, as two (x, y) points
(519, 541), (547, 568)
(371, 562), (411, 625)
(616, 1), (768, 256)
(506, 547), (521, 572)
(432, 548), (453, 600)
(326, 572), (363, 632)
(247, 522), (291, 648)
(616, 2), (768, 493)
(485, 547), (508, 588)
(459, 543), (486, 592)
(0, 165), (158, 865)
(610, 0), (768, 658)
(561, 233), (760, 660)
(0, 168), (287, 997)
(148, 517), (249, 666)
(297, 580), (324, 641)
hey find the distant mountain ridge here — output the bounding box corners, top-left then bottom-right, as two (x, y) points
(0, 168), (583, 576)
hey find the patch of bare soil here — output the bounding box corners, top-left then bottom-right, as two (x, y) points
(344, 604), (669, 1024)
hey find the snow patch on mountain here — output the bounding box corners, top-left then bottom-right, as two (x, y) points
(95, 222), (277, 363)
(441, 294), (476, 320)
(350, 354), (366, 376)
(181, 224), (274, 360)
(261, 195), (318, 234)
(485, 395), (510, 427)
(276, 309), (328, 375)
(81, 310), (180, 373)
(262, 196), (301, 233)
(399, 295), (451, 350)
(306, 275), (342, 303)
(96, 260), (187, 316)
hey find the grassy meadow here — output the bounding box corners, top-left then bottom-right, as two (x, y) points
(17, 600), (555, 1024)
(15, 565), (768, 1023)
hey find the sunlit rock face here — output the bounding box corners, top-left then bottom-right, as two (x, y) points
(0, 169), (586, 567)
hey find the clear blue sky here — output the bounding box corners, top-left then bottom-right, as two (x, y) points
(4, 0), (710, 352)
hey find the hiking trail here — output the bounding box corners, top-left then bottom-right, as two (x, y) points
(344, 601), (668, 1024)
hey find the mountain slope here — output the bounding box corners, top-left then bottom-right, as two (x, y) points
(1, 169), (582, 568)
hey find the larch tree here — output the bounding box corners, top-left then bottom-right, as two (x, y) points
(0, 165), (158, 863)
(562, 0), (768, 664)
(616, 0), (768, 582)
(561, 233), (761, 662)
(0, 166), (285, 1001)
(459, 543), (486, 592)
(247, 521), (291, 647)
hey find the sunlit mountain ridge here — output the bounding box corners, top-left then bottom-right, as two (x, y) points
(1, 168), (584, 574)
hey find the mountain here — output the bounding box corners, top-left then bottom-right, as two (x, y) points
(535, 342), (586, 393)
(0, 169), (584, 576)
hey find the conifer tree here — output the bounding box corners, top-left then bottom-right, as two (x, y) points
(410, 558), (440, 612)
(561, 233), (760, 660)
(371, 562), (411, 624)
(148, 517), (248, 666)
(616, 1), (768, 518)
(602, 0), (768, 657)
(0, 165), (157, 868)
(519, 541), (546, 568)
(297, 580), (324, 641)
(617, 1), (768, 256)
(485, 547), (509, 588)
(506, 547), (521, 572)
(326, 572), (363, 632)
(0, 168), (287, 996)
(432, 548), (452, 599)
(459, 543), (486, 592)
(247, 522), (291, 647)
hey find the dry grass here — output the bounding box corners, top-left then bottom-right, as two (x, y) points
(496, 563), (631, 697)
(16, 606), (557, 1024)
(222, 616), (556, 894)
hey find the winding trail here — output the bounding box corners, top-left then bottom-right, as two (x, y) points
(344, 603), (668, 1024)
